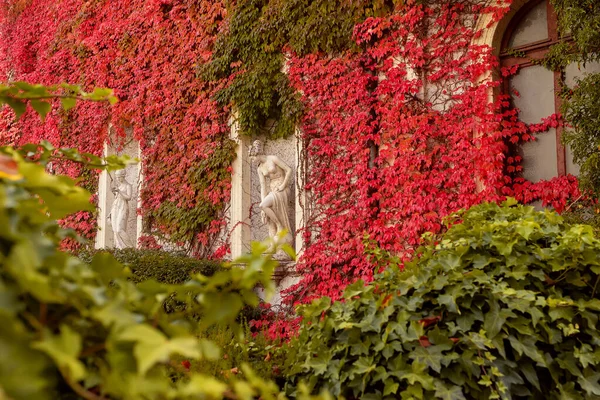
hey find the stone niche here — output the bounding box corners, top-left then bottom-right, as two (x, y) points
(95, 129), (142, 250)
(229, 118), (306, 305)
(250, 135), (296, 245)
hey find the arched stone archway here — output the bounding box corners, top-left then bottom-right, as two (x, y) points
(474, 0), (531, 55)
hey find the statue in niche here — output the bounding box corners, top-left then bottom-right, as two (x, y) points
(249, 139), (293, 256)
(108, 169), (133, 249)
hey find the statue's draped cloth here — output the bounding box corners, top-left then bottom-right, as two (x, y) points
(110, 183), (131, 248)
(269, 172), (291, 237)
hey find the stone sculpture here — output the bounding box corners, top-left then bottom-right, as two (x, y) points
(109, 169), (133, 249)
(249, 139), (293, 254)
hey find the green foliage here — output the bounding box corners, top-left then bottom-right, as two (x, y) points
(544, 0), (600, 195)
(0, 89), (326, 399)
(561, 72), (600, 193)
(78, 248), (227, 314)
(181, 324), (277, 383)
(283, 199), (600, 399)
(551, 0), (600, 63)
(203, 0), (397, 138)
(0, 144), (327, 399)
(0, 81), (117, 121)
(562, 200), (600, 235)
(203, 0), (301, 139)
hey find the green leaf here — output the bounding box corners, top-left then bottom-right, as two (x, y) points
(557, 382), (583, 400)
(410, 346), (443, 373)
(178, 374), (227, 398)
(6, 241), (65, 303)
(3, 97), (27, 120)
(520, 362), (541, 391)
(199, 339), (221, 360)
(384, 380), (399, 396)
(401, 384), (424, 399)
(438, 293), (459, 314)
(354, 356), (375, 375)
(0, 315), (55, 400)
(344, 280), (366, 298)
(90, 252), (128, 284)
(484, 301), (512, 339)
(434, 381), (466, 400)
(18, 160), (93, 218)
(92, 299), (141, 329)
(116, 325), (202, 375)
(32, 325), (86, 381)
(516, 220), (539, 240)
(60, 97), (77, 111)
(578, 373), (600, 396)
(198, 292), (244, 328)
(29, 100), (51, 121)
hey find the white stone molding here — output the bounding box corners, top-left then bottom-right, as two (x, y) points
(294, 129), (307, 258)
(95, 142), (110, 249)
(229, 114), (252, 259)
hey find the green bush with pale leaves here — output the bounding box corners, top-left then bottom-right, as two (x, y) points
(0, 83), (327, 400)
(0, 143), (291, 400)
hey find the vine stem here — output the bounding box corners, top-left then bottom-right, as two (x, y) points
(60, 368), (107, 400)
(39, 303), (47, 327)
(563, 193), (584, 213)
(79, 343), (106, 357)
(592, 275), (600, 298)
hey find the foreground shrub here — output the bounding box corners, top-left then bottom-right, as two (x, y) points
(0, 144), (323, 400)
(170, 324), (277, 384)
(79, 249), (267, 321)
(283, 199), (600, 399)
(78, 249), (224, 314)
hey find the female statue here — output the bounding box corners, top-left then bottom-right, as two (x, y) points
(249, 140), (293, 250)
(109, 169), (133, 249)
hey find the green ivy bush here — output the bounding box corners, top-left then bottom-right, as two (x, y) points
(282, 199), (600, 399)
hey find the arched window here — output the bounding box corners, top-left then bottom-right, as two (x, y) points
(500, 0), (600, 182)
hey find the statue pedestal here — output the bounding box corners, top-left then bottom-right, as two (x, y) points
(254, 260), (300, 307)
(273, 260), (297, 284)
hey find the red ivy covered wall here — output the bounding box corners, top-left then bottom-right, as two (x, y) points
(284, 0), (580, 304)
(0, 0), (233, 254)
(0, 0), (581, 308)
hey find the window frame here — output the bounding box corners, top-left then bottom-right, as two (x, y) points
(499, 0), (567, 177)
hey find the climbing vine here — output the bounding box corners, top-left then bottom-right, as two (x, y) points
(548, 0), (600, 196)
(203, 0), (399, 138)
(0, 0), (585, 311)
(281, 0), (581, 306)
(0, 0), (234, 255)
